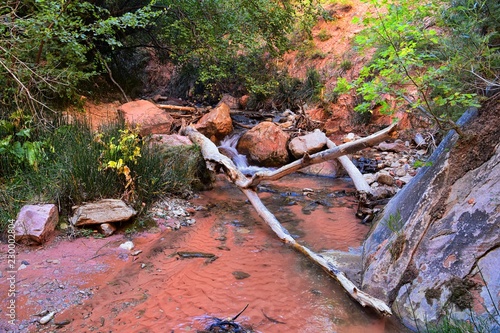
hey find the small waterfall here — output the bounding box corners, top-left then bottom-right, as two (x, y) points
(218, 133), (274, 176)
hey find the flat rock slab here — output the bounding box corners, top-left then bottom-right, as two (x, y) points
(70, 199), (137, 226)
(15, 204), (59, 244)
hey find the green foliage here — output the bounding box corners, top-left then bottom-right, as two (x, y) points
(267, 68), (325, 109)
(0, 0), (160, 118)
(317, 28), (332, 41)
(151, 0), (323, 101)
(339, 59), (353, 71)
(425, 311), (495, 333)
(386, 210), (403, 233)
(0, 111), (49, 172)
(95, 128), (142, 199)
(0, 120), (209, 233)
(350, 0), (497, 132)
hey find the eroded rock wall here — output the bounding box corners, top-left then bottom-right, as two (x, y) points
(361, 108), (500, 331)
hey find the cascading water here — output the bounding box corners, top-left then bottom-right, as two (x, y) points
(218, 133), (274, 175)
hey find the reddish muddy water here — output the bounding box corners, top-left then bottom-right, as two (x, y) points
(1, 174), (411, 333)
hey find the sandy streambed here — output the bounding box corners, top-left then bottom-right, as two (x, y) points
(1, 175), (410, 333)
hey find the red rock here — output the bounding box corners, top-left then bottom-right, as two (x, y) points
(118, 100), (174, 136)
(194, 102), (233, 142)
(239, 95), (250, 109)
(15, 204), (59, 244)
(237, 122), (290, 167)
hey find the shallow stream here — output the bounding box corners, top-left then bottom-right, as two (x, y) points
(60, 174), (409, 332)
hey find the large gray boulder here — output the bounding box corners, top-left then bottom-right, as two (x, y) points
(361, 108), (500, 331)
(288, 129), (327, 158)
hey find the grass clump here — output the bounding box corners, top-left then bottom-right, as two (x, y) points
(0, 119), (209, 235)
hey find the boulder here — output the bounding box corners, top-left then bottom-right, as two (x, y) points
(361, 109), (500, 331)
(118, 100), (174, 136)
(237, 122), (290, 167)
(194, 102), (233, 142)
(219, 94), (240, 109)
(15, 204), (59, 244)
(70, 199), (137, 226)
(288, 129), (327, 158)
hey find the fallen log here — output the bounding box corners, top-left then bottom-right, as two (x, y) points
(181, 125), (394, 316)
(326, 138), (373, 195)
(243, 188), (392, 315)
(156, 104), (197, 112)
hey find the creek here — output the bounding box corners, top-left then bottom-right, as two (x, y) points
(6, 135), (412, 333)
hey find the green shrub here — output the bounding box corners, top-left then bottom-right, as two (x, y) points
(317, 28), (332, 41)
(0, 119), (210, 234)
(350, 0), (496, 133)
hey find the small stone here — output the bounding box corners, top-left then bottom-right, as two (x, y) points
(39, 311), (56, 325)
(395, 167), (407, 177)
(119, 241), (134, 251)
(232, 271), (251, 280)
(18, 264), (27, 270)
(131, 250), (143, 256)
(343, 133), (357, 142)
(98, 223), (116, 237)
(376, 173), (395, 186)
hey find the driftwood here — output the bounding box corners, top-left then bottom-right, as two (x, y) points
(182, 125), (396, 316)
(156, 104), (197, 112)
(326, 138), (373, 195)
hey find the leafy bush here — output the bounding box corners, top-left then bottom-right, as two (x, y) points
(0, 1), (159, 119)
(0, 110), (49, 173)
(347, 0), (498, 133)
(0, 120), (209, 234)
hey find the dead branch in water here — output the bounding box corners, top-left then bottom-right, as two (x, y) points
(156, 104), (198, 112)
(181, 125), (395, 316)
